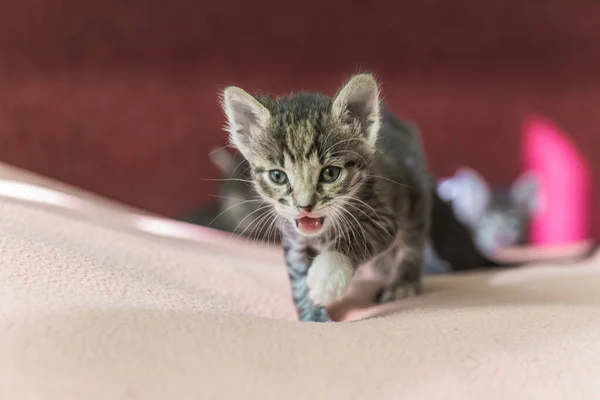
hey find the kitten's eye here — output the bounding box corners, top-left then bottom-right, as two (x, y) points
(320, 166), (341, 183)
(268, 169), (288, 185)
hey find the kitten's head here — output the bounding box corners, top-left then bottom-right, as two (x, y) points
(208, 147), (259, 227)
(209, 147), (252, 200)
(219, 73), (381, 237)
(437, 167), (539, 254)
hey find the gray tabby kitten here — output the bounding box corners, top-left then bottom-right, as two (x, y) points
(220, 73), (432, 322)
(437, 167), (538, 255)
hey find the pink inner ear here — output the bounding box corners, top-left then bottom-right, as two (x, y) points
(522, 115), (592, 245)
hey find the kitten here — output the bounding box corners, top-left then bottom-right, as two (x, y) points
(429, 190), (505, 272)
(437, 168), (538, 255)
(432, 169), (599, 271)
(220, 73), (432, 322)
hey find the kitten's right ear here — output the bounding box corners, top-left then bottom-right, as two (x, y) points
(220, 87), (271, 158)
(332, 73), (381, 146)
(510, 172), (539, 214)
(438, 167), (491, 226)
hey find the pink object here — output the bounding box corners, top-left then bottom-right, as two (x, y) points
(523, 116), (591, 245)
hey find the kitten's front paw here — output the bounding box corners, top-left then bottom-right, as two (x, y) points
(375, 280), (421, 304)
(306, 251), (354, 306)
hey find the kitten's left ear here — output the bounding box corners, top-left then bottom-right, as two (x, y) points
(511, 172), (539, 214)
(220, 87), (271, 158)
(209, 147), (238, 177)
(332, 73), (381, 145)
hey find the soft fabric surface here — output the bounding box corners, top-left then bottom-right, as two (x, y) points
(1, 166), (600, 399)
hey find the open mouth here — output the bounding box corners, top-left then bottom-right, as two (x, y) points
(295, 216), (325, 235)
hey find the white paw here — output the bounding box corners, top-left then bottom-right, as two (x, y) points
(306, 251), (354, 306)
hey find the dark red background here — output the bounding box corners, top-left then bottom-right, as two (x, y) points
(0, 0), (598, 230)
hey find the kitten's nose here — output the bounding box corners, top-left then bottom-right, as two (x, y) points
(297, 204), (314, 213)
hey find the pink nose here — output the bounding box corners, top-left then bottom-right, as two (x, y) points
(297, 205), (314, 214)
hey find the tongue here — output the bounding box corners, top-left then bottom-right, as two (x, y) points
(297, 217), (323, 233)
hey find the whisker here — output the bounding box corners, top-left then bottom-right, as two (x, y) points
(248, 208), (277, 242)
(202, 178), (253, 183)
(208, 145), (229, 155)
(320, 126), (343, 154)
(229, 158), (251, 179)
(244, 208), (271, 236)
(257, 212), (276, 245)
(268, 216), (284, 246)
(241, 208), (274, 243)
(334, 206), (350, 250)
(227, 204), (273, 243)
(332, 205), (360, 258)
(264, 213), (283, 246)
(207, 198), (267, 227)
(214, 201), (268, 233)
(328, 205), (352, 254)
(321, 137), (360, 158)
(329, 203), (368, 260)
(208, 193), (264, 202)
(328, 149), (369, 166)
(335, 204), (369, 259)
(337, 195), (383, 219)
(336, 199), (394, 240)
(322, 136), (385, 157)
(365, 175), (413, 189)
(328, 208), (343, 253)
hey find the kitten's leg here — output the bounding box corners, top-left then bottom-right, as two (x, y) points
(423, 239), (451, 275)
(374, 234), (425, 303)
(306, 251), (354, 306)
(374, 197), (430, 303)
(283, 243), (330, 322)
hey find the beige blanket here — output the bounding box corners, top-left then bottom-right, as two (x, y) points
(1, 165), (599, 400)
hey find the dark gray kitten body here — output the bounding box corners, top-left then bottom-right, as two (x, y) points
(221, 74), (432, 322)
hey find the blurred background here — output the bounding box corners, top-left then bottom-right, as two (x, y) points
(0, 0), (598, 234)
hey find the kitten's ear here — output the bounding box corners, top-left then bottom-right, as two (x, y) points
(438, 167), (491, 226)
(511, 172), (539, 214)
(332, 73), (381, 145)
(209, 147), (237, 177)
(436, 177), (458, 202)
(220, 87), (271, 158)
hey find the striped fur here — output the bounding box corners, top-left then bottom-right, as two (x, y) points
(221, 74), (432, 322)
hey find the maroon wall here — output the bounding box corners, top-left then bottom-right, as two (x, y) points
(0, 0), (598, 227)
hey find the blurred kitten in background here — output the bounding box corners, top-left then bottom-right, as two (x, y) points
(178, 148), (281, 243)
(437, 167), (539, 256)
